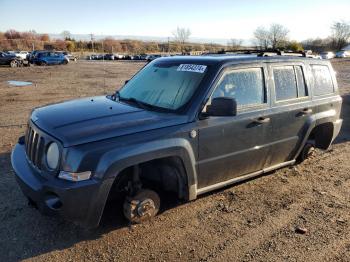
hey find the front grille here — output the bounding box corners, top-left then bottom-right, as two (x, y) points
(25, 124), (45, 170)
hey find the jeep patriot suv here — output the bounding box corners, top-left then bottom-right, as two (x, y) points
(11, 54), (343, 227)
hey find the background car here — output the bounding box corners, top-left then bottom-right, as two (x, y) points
(146, 54), (161, 62)
(104, 54), (115, 60)
(27, 50), (44, 63)
(320, 51), (335, 59)
(32, 52), (69, 65)
(62, 51), (77, 62)
(0, 51), (22, 67)
(114, 54), (124, 60)
(14, 51), (29, 60)
(336, 50), (350, 58)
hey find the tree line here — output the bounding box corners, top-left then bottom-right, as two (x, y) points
(1, 21), (349, 54)
(254, 21), (350, 52)
(0, 28), (223, 54)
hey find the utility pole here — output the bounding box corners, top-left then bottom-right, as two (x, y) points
(168, 37), (170, 54)
(90, 33), (95, 53)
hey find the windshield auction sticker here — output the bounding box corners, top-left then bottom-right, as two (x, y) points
(177, 64), (207, 73)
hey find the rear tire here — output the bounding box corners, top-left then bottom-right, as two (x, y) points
(123, 189), (160, 224)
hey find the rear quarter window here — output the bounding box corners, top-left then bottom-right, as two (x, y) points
(311, 65), (334, 96)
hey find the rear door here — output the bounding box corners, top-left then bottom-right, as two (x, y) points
(265, 63), (313, 167)
(197, 64), (274, 189)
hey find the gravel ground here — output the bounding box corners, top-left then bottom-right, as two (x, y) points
(0, 59), (349, 262)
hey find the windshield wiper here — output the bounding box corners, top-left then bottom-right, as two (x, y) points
(119, 96), (158, 110)
(110, 90), (120, 101)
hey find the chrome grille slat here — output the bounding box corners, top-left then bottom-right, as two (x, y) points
(30, 132), (38, 163)
(25, 126), (30, 155)
(35, 137), (44, 169)
(25, 123), (47, 171)
(27, 129), (34, 157)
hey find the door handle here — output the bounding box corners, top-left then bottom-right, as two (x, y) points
(253, 117), (270, 124)
(300, 108), (313, 115)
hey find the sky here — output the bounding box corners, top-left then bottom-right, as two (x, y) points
(0, 0), (349, 43)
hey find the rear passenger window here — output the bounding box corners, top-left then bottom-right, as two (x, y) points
(273, 66), (308, 101)
(311, 65), (334, 96)
(273, 66), (297, 101)
(212, 68), (266, 108)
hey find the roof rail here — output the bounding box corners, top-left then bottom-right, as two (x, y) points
(204, 49), (308, 57)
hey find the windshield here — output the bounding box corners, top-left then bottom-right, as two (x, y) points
(119, 62), (207, 111)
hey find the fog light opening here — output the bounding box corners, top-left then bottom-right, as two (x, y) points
(44, 193), (62, 210)
(58, 171), (92, 181)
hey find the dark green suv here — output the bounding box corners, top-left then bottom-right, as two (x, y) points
(11, 54), (342, 227)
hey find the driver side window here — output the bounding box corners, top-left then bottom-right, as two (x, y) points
(210, 67), (266, 110)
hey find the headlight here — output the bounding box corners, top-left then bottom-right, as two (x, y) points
(46, 142), (60, 169)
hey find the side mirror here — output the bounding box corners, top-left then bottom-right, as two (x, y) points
(125, 80), (129, 85)
(206, 97), (237, 116)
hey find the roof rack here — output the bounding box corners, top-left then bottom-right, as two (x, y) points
(204, 49), (310, 58)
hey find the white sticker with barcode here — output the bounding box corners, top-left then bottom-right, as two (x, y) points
(177, 64), (207, 73)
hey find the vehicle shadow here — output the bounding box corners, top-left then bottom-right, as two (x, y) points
(0, 150), (182, 261)
(334, 93), (350, 144)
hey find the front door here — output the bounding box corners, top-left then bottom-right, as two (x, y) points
(197, 65), (273, 189)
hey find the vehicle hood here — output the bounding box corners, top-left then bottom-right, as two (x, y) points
(32, 96), (188, 147)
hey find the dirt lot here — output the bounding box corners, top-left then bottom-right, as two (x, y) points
(0, 59), (350, 262)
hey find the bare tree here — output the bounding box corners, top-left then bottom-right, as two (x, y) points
(172, 27), (191, 53)
(268, 24), (289, 49)
(228, 38), (242, 50)
(61, 30), (71, 41)
(254, 24), (289, 49)
(254, 27), (269, 49)
(331, 21), (350, 50)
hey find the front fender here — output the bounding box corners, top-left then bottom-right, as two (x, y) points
(96, 138), (198, 201)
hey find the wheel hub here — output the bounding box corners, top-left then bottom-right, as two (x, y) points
(137, 199), (156, 217)
(123, 189), (160, 223)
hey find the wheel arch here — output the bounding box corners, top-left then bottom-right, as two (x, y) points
(100, 138), (198, 200)
(294, 109), (342, 159)
(88, 138), (198, 227)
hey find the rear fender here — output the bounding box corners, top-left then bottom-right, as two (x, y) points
(294, 109), (340, 158)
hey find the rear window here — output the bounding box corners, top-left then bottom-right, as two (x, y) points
(273, 66), (308, 101)
(311, 65), (334, 96)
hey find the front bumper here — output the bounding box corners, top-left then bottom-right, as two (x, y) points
(11, 143), (110, 228)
